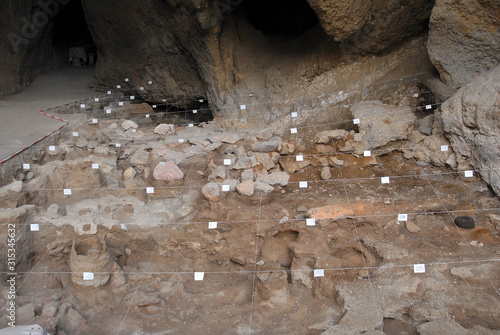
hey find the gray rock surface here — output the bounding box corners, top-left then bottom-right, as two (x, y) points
(257, 172), (290, 187)
(427, 0), (500, 88)
(441, 66), (500, 196)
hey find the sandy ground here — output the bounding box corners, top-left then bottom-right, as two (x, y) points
(0, 67), (101, 162)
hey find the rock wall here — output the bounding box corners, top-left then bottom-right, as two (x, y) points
(427, 0), (500, 88)
(441, 65), (500, 196)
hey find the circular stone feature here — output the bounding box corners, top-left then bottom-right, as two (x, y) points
(454, 216), (475, 229)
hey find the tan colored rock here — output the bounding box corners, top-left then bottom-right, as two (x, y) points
(406, 221), (422, 233)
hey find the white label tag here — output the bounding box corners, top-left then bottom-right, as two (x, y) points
(30, 224), (39, 231)
(426, 104), (432, 110)
(106, 109), (112, 114)
(208, 221), (218, 229)
(107, 91), (112, 95)
(92, 119), (98, 124)
(240, 105), (246, 110)
(291, 112), (298, 118)
(222, 185), (230, 192)
(140, 87), (144, 91)
(313, 269), (324, 278)
(296, 155), (304, 162)
(125, 78), (129, 82)
(306, 218), (316, 226)
(146, 114), (150, 118)
(464, 170), (474, 178)
(148, 81), (153, 85)
(188, 124), (194, 128)
(441, 145), (449, 152)
(290, 128), (297, 134)
(224, 159), (231, 166)
(80, 104), (85, 109)
(414, 264), (425, 273)
(119, 102), (124, 106)
(72, 132), (79, 137)
(130, 96), (135, 100)
(194, 272), (204, 281)
(199, 99), (204, 103)
(364, 151), (371, 157)
(146, 187), (155, 194)
(299, 181), (308, 188)
(152, 105), (157, 108)
(117, 85), (121, 89)
(63, 189), (72, 195)
(353, 119), (360, 124)
(413, 93), (419, 97)
(92, 163), (99, 169)
(49, 146), (56, 151)
(83, 272), (94, 280)
(159, 162), (166, 166)
(95, 98), (99, 102)
(381, 177), (390, 184)
(193, 110), (197, 114)
(398, 214), (408, 221)
(23, 164), (30, 170)
(115, 143), (121, 147)
(120, 224), (128, 231)
(178, 139), (185, 143)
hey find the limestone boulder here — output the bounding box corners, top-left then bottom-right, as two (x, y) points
(153, 162), (184, 181)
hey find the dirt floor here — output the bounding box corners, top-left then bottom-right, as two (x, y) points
(0, 74), (499, 335)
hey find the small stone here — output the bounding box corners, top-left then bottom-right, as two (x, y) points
(202, 183), (221, 202)
(231, 256), (246, 265)
(255, 181), (274, 194)
(320, 167), (332, 180)
(297, 206), (308, 212)
(280, 142), (295, 155)
(153, 162), (184, 181)
(329, 157), (344, 166)
(255, 152), (275, 170)
(122, 120), (138, 130)
(454, 216), (475, 229)
(405, 221), (421, 233)
(241, 169), (254, 182)
(314, 130), (347, 143)
(94, 146), (109, 154)
(130, 149), (150, 165)
(154, 123), (175, 135)
(253, 136), (282, 152)
(236, 181), (255, 196)
(87, 141), (97, 149)
(25, 171), (35, 181)
(47, 203), (59, 217)
(215, 166), (227, 179)
(75, 138), (88, 148)
(257, 172), (290, 186)
(123, 167), (136, 180)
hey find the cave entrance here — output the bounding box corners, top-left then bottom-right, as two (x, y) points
(51, 0), (96, 68)
(236, 0), (319, 40)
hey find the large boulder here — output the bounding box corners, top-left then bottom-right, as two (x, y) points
(441, 66), (500, 196)
(427, 0), (500, 88)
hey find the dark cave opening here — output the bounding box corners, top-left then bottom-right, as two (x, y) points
(51, 0), (96, 67)
(236, 0), (319, 39)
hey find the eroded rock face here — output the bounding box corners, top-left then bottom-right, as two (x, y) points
(441, 66), (500, 196)
(427, 0), (500, 88)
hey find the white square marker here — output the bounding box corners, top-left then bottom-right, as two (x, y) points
(425, 104), (432, 110)
(290, 128), (298, 134)
(178, 139), (185, 143)
(148, 81), (153, 85)
(130, 96), (135, 100)
(398, 214), (408, 222)
(364, 151), (372, 157)
(413, 93), (419, 97)
(107, 91), (112, 95)
(30, 224), (39, 232)
(120, 224), (128, 231)
(240, 105), (246, 110)
(63, 189), (72, 195)
(224, 159), (231, 166)
(414, 264), (425, 274)
(145, 114), (150, 118)
(23, 164), (30, 170)
(465, 170), (474, 178)
(49, 146), (56, 151)
(159, 162), (166, 166)
(306, 218), (316, 226)
(193, 110), (197, 114)
(291, 112), (298, 118)
(188, 124), (194, 128)
(152, 105), (157, 108)
(194, 272), (205, 281)
(106, 109), (112, 114)
(80, 104), (86, 109)
(117, 85), (121, 89)
(313, 269), (325, 278)
(119, 102), (124, 106)
(199, 99), (204, 103)
(95, 98), (99, 102)
(296, 155), (304, 162)
(162, 99), (167, 102)
(222, 184), (230, 192)
(83, 272), (94, 280)
(208, 221), (218, 229)
(92, 119), (98, 124)
(140, 87), (144, 91)
(92, 163), (99, 169)
(299, 181), (308, 188)
(125, 78), (129, 82)
(353, 119), (360, 125)
(381, 177), (390, 184)
(146, 187), (155, 194)
(441, 145), (449, 152)
(132, 129), (137, 133)
(72, 132), (79, 137)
